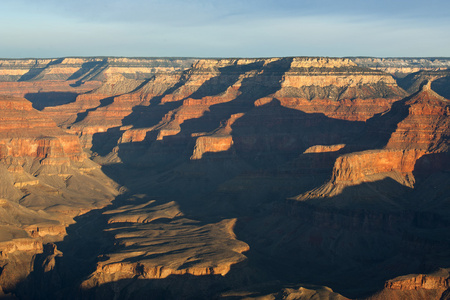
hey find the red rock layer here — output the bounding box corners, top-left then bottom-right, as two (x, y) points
(191, 135), (234, 160)
(331, 149), (424, 184)
(112, 58), (405, 161)
(274, 57), (406, 121)
(339, 84), (449, 181)
(0, 80), (100, 99)
(385, 273), (449, 290)
(296, 82), (449, 206)
(386, 83), (450, 152)
(366, 270), (450, 300)
(0, 94), (119, 294)
(0, 95), (86, 162)
(43, 75), (144, 126)
(278, 97), (398, 122)
(19, 57), (405, 158)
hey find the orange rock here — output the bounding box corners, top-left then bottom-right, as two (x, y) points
(386, 273), (450, 290)
(331, 149), (425, 184)
(191, 135), (234, 160)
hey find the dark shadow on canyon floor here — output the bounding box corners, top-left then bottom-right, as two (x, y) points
(14, 61), (450, 299)
(24, 92), (79, 110)
(74, 96), (115, 124)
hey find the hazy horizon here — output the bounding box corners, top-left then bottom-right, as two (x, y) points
(1, 55), (450, 60)
(1, 0), (449, 58)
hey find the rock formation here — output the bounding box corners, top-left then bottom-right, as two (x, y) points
(366, 269), (450, 300)
(0, 56), (449, 299)
(83, 202), (248, 285)
(0, 57), (194, 82)
(350, 57), (450, 76)
(0, 94), (118, 295)
(295, 80), (449, 208)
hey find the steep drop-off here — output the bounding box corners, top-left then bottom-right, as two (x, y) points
(38, 57), (407, 167)
(351, 57), (450, 77)
(0, 56), (449, 300)
(295, 81), (450, 209)
(0, 95), (118, 296)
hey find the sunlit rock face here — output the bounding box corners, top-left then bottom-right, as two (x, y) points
(0, 94), (118, 296)
(31, 57), (407, 167)
(0, 57), (449, 299)
(350, 57), (450, 75)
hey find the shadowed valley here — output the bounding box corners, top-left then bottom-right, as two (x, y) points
(0, 57), (449, 299)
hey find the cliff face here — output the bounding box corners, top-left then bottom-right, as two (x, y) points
(296, 81), (449, 206)
(0, 95), (86, 162)
(0, 95), (118, 295)
(0, 56), (449, 299)
(364, 269), (450, 300)
(0, 57), (195, 82)
(276, 57), (406, 121)
(351, 57), (450, 76)
(35, 57), (407, 165)
(2, 57), (447, 83)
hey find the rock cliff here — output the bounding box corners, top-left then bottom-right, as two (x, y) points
(295, 81), (449, 207)
(365, 269), (450, 300)
(351, 57), (450, 76)
(0, 56), (449, 299)
(0, 94), (118, 294)
(37, 57), (407, 166)
(0, 57), (194, 82)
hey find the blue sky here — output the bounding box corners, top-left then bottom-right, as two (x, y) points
(0, 0), (449, 58)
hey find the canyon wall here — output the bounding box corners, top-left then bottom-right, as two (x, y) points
(350, 57), (450, 76)
(0, 94), (118, 296)
(0, 56), (448, 299)
(0, 57), (195, 82)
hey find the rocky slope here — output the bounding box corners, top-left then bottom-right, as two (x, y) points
(295, 81), (449, 209)
(0, 56), (449, 299)
(38, 57), (406, 166)
(366, 269), (450, 300)
(0, 94), (118, 296)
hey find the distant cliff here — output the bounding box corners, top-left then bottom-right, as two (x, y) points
(350, 57), (450, 76)
(1, 56), (449, 82)
(0, 57), (195, 82)
(0, 56), (449, 299)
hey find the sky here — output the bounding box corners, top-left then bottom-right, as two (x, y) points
(0, 0), (449, 58)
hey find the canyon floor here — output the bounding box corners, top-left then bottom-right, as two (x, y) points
(0, 57), (449, 300)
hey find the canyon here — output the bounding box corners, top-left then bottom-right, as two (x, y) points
(0, 56), (449, 299)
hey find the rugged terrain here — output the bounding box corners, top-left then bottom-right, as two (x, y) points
(0, 94), (118, 297)
(0, 56), (449, 299)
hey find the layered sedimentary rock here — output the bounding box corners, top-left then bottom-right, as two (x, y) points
(395, 70), (450, 97)
(44, 74), (145, 130)
(221, 283), (349, 299)
(0, 57), (194, 82)
(6, 57), (404, 157)
(365, 269), (450, 300)
(296, 81), (449, 206)
(0, 80), (100, 104)
(276, 57), (407, 121)
(386, 82), (450, 152)
(81, 199), (249, 297)
(351, 57), (450, 76)
(0, 94), (118, 294)
(42, 57), (407, 167)
(0, 56), (449, 299)
(0, 95), (86, 163)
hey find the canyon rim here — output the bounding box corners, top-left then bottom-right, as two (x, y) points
(0, 56), (449, 299)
